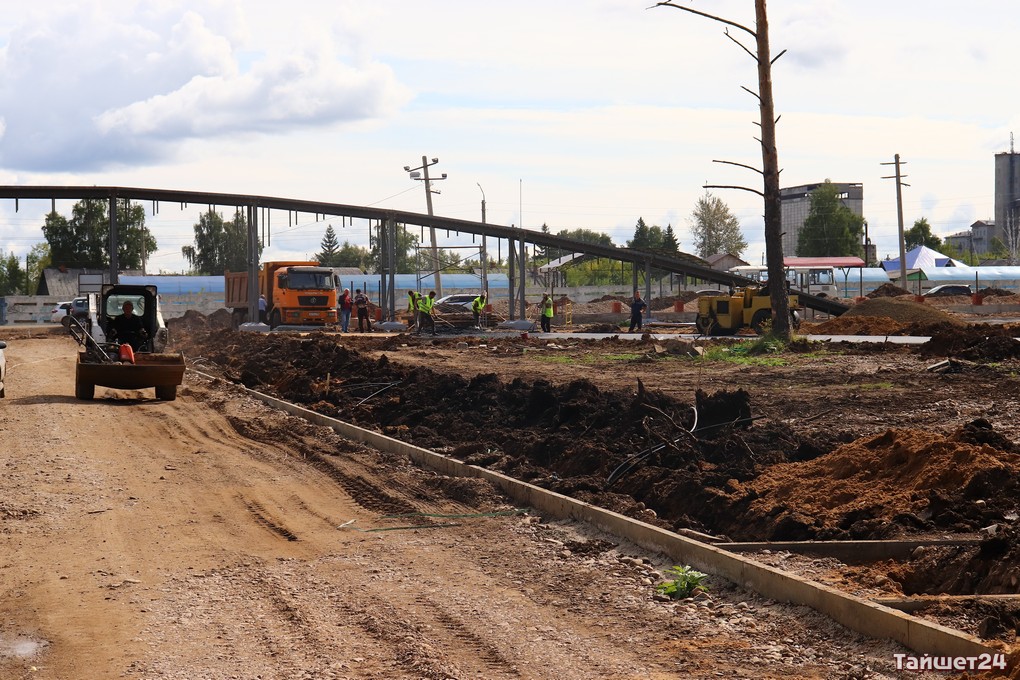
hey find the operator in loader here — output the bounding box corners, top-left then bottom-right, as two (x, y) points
(108, 301), (146, 351)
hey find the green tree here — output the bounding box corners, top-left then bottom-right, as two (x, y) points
(690, 192), (746, 258)
(796, 180), (865, 257)
(368, 224), (421, 273)
(335, 241), (371, 270)
(662, 224), (681, 255)
(42, 199), (155, 269)
(556, 228), (615, 247)
(26, 243), (51, 294)
(317, 224), (341, 266)
(627, 218), (657, 250)
(904, 217), (942, 251)
(0, 252), (26, 295)
(182, 209), (256, 275)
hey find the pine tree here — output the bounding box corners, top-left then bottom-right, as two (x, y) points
(690, 192), (746, 258)
(662, 224), (681, 255)
(317, 224), (341, 266)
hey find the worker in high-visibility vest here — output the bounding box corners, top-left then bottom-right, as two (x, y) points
(540, 293), (554, 333)
(416, 291), (437, 336)
(407, 290), (420, 330)
(471, 292), (487, 329)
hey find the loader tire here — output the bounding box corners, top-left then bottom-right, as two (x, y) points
(155, 384), (177, 401)
(750, 310), (771, 335)
(695, 316), (714, 335)
(75, 381), (95, 400)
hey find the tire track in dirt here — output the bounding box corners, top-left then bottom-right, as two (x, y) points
(240, 497), (299, 541)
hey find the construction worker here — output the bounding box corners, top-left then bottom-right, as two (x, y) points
(540, 293), (554, 333)
(416, 290), (437, 336)
(406, 290), (420, 331)
(471, 292), (487, 329)
(628, 290), (647, 333)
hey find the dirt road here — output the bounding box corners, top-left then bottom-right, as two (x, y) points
(0, 333), (950, 679)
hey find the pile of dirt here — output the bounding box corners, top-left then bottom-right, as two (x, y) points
(808, 315), (904, 336)
(843, 298), (964, 325)
(867, 282), (911, 298)
(809, 298), (965, 336)
(979, 287), (1017, 298)
(167, 309), (211, 334)
(922, 325), (1020, 361)
(732, 420), (1020, 541)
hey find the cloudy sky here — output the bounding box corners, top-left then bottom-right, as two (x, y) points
(0, 0), (1016, 273)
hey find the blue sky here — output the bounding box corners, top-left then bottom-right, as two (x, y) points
(0, 1), (1016, 272)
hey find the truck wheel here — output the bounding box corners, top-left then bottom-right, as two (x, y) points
(155, 385), (177, 401)
(269, 310), (281, 329)
(750, 310), (771, 335)
(791, 310), (802, 330)
(75, 381), (95, 400)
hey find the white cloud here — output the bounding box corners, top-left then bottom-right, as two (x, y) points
(0, 1), (409, 171)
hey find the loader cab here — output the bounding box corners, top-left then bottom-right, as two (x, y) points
(96, 284), (168, 352)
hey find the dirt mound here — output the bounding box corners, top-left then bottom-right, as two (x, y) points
(734, 420), (1020, 541)
(167, 309), (210, 334)
(808, 315), (904, 336)
(922, 325), (1020, 360)
(843, 297), (964, 325)
(867, 282), (911, 298)
(979, 287), (1016, 298)
(809, 297), (966, 335)
(207, 308), (233, 329)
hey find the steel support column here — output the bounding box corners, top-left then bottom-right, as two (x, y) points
(247, 204), (259, 325)
(109, 195), (119, 284)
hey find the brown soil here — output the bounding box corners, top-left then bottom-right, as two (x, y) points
(11, 302), (1020, 675)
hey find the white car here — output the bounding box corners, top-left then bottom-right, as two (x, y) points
(50, 301), (72, 323)
(433, 294), (481, 310)
(0, 340), (6, 398)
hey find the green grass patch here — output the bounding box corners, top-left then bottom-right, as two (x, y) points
(856, 381), (894, 390)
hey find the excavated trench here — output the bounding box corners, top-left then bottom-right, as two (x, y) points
(175, 320), (1020, 640)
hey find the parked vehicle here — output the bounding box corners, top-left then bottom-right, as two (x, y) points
(225, 261), (339, 328)
(0, 340), (6, 398)
(433, 294), (478, 310)
(50, 301), (73, 322)
(924, 284), (972, 297)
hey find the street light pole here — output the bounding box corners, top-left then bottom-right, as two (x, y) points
(403, 156), (447, 296)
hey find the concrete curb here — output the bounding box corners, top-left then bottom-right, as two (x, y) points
(191, 369), (1005, 661)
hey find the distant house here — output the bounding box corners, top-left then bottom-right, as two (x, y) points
(705, 253), (748, 271)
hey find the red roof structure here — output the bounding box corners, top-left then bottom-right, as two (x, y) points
(784, 256), (865, 268)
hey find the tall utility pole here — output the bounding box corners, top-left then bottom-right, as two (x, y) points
(403, 157), (447, 297)
(881, 154), (909, 288)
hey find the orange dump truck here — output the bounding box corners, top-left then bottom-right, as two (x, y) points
(226, 261), (339, 328)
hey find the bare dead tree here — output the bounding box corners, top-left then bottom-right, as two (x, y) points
(654, 0), (792, 339)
